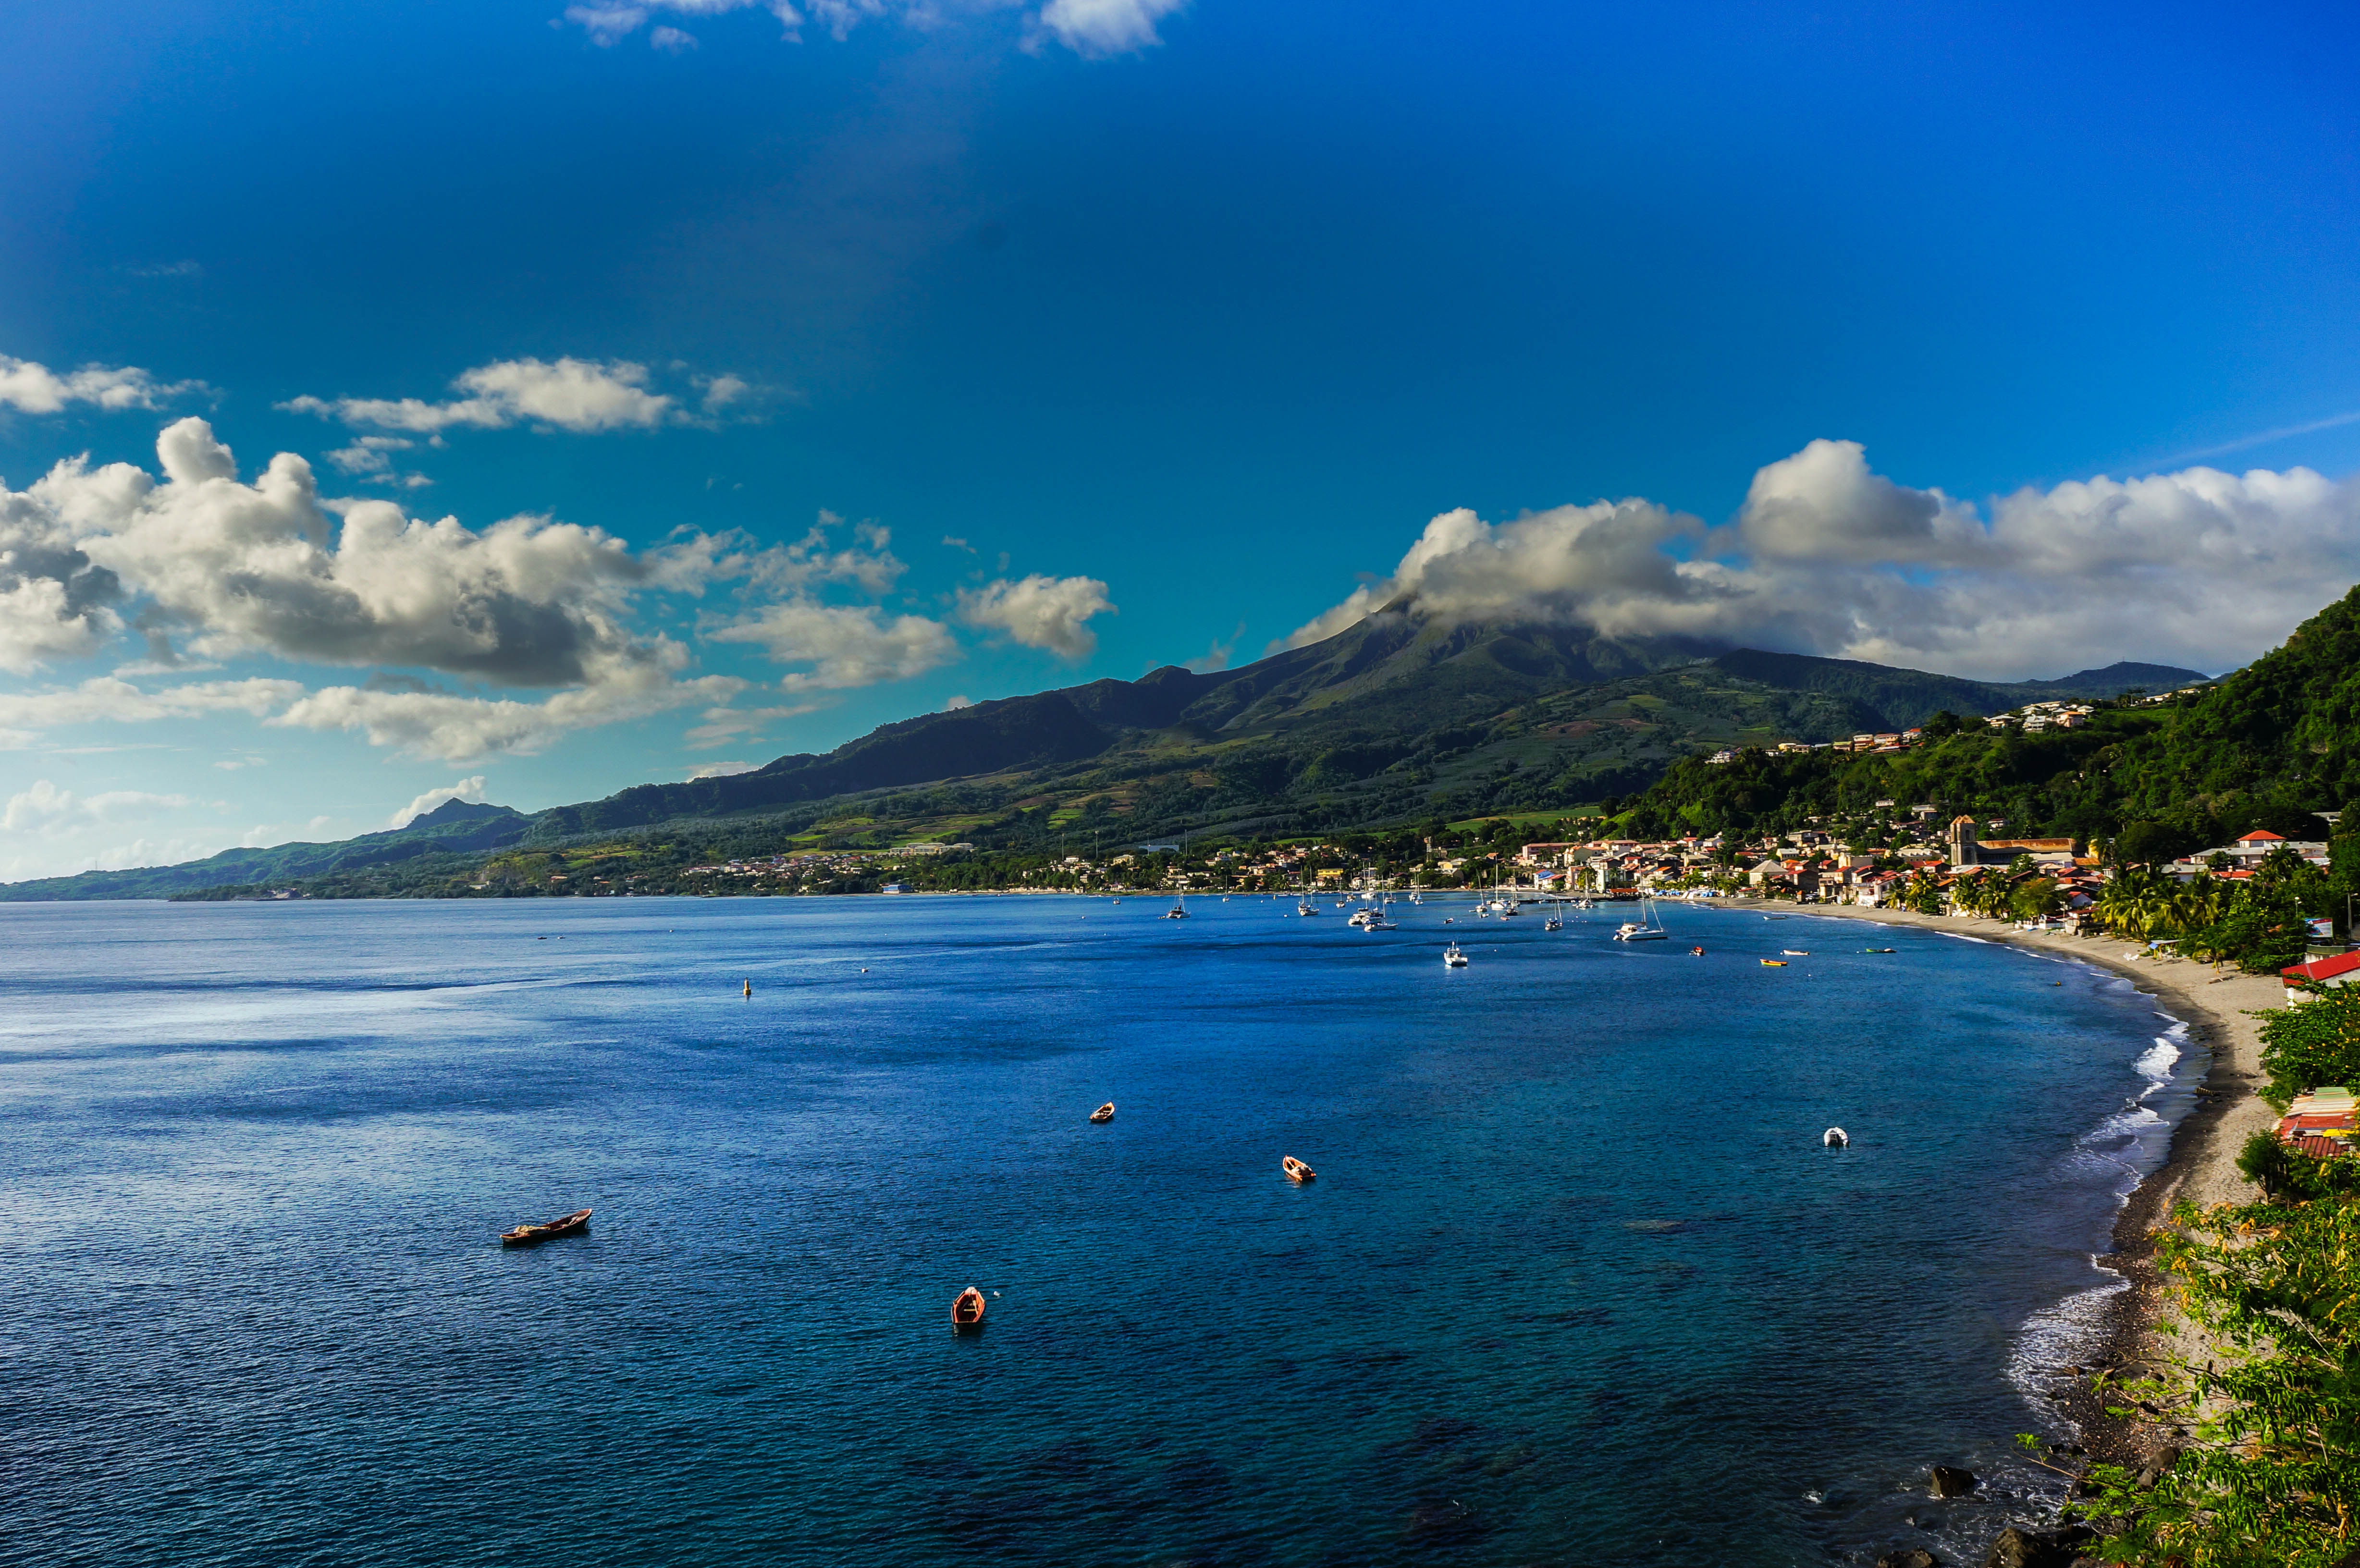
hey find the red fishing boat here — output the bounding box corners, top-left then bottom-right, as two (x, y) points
(952, 1286), (987, 1331)
(500, 1208), (591, 1246)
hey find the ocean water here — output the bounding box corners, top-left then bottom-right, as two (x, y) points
(0, 895), (2202, 1567)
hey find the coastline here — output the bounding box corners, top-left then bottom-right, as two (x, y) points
(1712, 894), (2278, 1466)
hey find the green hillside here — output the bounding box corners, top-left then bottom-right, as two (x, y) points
(0, 601), (2205, 901)
(0, 799), (528, 901)
(1620, 583), (2360, 857)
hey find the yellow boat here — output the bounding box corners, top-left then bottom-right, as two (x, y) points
(1760, 959), (1788, 967)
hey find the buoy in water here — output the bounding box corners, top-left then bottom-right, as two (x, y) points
(1823, 1127), (1849, 1148)
(744, 979), (752, 997)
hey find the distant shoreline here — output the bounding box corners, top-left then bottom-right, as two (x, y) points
(1711, 894), (2276, 1465)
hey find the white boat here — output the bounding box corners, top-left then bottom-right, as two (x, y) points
(1823, 1127), (1849, 1148)
(1164, 890), (1189, 919)
(1443, 941), (1469, 968)
(1543, 912), (1563, 931)
(1611, 893), (1669, 943)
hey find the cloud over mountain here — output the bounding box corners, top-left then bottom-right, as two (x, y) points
(1286, 439), (2360, 681)
(956, 573), (1114, 658)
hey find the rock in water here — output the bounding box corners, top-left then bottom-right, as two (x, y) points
(1875, 1551), (1940, 1568)
(1981, 1525), (2092, 1568)
(1930, 1465), (1978, 1497)
(1983, 1529), (2045, 1568)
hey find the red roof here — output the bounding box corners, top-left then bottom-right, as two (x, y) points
(2284, 950), (2360, 986)
(2240, 829), (2286, 842)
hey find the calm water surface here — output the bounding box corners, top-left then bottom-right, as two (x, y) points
(0, 896), (2198, 1566)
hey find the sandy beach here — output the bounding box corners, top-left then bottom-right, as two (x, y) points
(1712, 895), (2281, 1464)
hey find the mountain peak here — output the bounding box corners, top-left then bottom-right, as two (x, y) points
(396, 797), (522, 833)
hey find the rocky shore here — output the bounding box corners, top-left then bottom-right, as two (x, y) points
(1713, 896), (2281, 1563)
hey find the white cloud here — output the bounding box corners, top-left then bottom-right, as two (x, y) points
(13, 418), (678, 686)
(685, 700), (823, 746)
(565, 3), (651, 43)
(1033, 0), (1185, 56)
(389, 774), (488, 828)
(955, 573), (1114, 658)
(942, 693), (973, 710)
(1, 778), (192, 832)
(653, 515), (905, 599)
(650, 23), (700, 49)
(0, 676), (305, 738)
(324, 435), (416, 478)
(555, 0), (1181, 57)
(0, 779), (72, 830)
(282, 357), (675, 434)
(0, 420), (756, 759)
(1281, 439), (2360, 681)
(0, 354), (200, 415)
(275, 667), (747, 763)
(686, 759), (757, 778)
(707, 599), (959, 689)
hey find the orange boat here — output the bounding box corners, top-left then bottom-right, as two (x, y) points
(500, 1207), (591, 1246)
(1282, 1155), (1315, 1183)
(952, 1286), (987, 1331)
(1089, 1102), (1116, 1123)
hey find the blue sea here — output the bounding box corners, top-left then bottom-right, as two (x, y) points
(0, 895), (2200, 1567)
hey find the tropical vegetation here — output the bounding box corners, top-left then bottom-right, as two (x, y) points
(2057, 986), (2360, 1565)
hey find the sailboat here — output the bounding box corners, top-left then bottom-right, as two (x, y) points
(1164, 831), (1191, 917)
(1611, 892), (1669, 942)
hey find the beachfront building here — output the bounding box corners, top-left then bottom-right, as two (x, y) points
(1946, 815), (2076, 869)
(2163, 828), (2331, 881)
(2284, 950), (2360, 1005)
(2271, 1086), (2356, 1159)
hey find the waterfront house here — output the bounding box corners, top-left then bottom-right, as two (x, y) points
(2284, 950), (2360, 1004)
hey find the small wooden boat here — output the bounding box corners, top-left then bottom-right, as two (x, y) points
(1782, 949), (1810, 956)
(500, 1207), (591, 1246)
(1760, 959), (1787, 967)
(952, 1286), (986, 1330)
(1282, 1155), (1315, 1183)
(1089, 1102), (1116, 1123)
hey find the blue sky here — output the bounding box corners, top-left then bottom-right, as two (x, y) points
(4, 0), (2360, 877)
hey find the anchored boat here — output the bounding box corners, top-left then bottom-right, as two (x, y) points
(1282, 1155), (1316, 1183)
(1089, 1102), (1115, 1123)
(500, 1208), (591, 1247)
(1443, 941), (1469, 968)
(952, 1286), (987, 1331)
